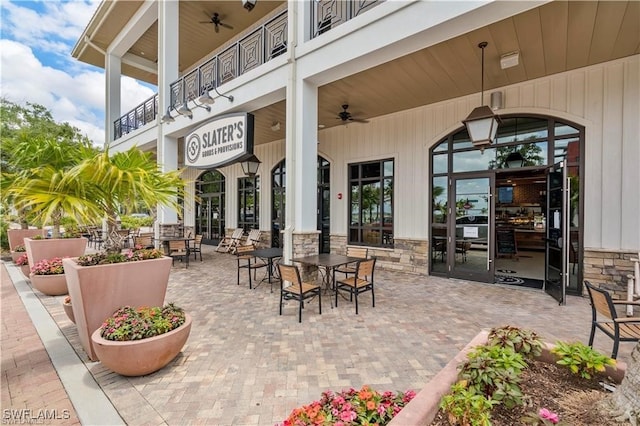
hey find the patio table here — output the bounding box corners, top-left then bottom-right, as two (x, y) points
(291, 254), (362, 306)
(248, 247), (283, 291)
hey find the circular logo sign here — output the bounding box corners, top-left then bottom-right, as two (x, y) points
(186, 134), (201, 164)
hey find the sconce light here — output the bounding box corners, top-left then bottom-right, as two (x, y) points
(214, 86), (234, 102)
(198, 92), (216, 105)
(177, 102), (193, 119)
(506, 151), (524, 168)
(240, 154), (261, 177)
(160, 106), (177, 124)
(271, 121), (281, 131)
(242, 0), (257, 11)
(462, 42), (499, 147)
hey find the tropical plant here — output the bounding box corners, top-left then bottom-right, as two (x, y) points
(550, 341), (616, 380)
(30, 257), (65, 275)
(99, 303), (186, 341)
(282, 385), (415, 425)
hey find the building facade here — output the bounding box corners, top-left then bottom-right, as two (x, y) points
(73, 0), (640, 301)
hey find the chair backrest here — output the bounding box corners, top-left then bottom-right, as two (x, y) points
(169, 240), (187, 252)
(355, 257), (376, 279)
(278, 263), (301, 288)
(134, 235), (152, 247)
(246, 229), (262, 246)
(231, 228), (244, 240)
(346, 246), (368, 259)
(235, 244), (255, 257)
(194, 234), (203, 245)
(585, 281), (617, 321)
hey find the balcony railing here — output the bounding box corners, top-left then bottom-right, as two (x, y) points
(113, 1), (381, 141)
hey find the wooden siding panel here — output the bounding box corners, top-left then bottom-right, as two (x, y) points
(620, 58), (640, 250)
(535, 80), (551, 109)
(550, 76), (567, 113)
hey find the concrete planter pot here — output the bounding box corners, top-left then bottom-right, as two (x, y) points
(20, 264), (31, 277)
(91, 314), (191, 376)
(30, 273), (68, 296)
(7, 229), (45, 251)
(11, 251), (25, 263)
(388, 330), (627, 425)
(63, 299), (75, 324)
(25, 237), (87, 266)
(62, 256), (172, 361)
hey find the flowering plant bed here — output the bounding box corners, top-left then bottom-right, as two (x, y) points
(15, 253), (29, 266)
(282, 385), (416, 425)
(31, 257), (64, 275)
(99, 304), (186, 341)
(75, 246), (163, 266)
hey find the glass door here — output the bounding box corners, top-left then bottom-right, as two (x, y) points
(545, 162), (569, 304)
(450, 174), (494, 282)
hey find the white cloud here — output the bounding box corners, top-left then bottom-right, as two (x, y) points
(0, 1), (158, 147)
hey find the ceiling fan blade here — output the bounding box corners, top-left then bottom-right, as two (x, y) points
(215, 25), (220, 33)
(220, 23), (234, 30)
(199, 21), (212, 24)
(351, 118), (370, 123)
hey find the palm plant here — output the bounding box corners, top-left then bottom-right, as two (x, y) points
(65, 148), (185, 252)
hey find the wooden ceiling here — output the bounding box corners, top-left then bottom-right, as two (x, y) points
(76, 1), (639, 145)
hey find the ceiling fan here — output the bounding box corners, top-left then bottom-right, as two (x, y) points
(200, 13), (234, 33)
(337, 104), (369, 124)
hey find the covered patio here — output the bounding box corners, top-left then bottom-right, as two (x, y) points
(2, 244), (634, 425)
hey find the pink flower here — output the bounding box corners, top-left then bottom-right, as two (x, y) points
(539, 408), (559, 424)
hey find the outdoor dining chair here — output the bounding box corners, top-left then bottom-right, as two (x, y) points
(585, 281), (640, 359)
(133, 235), (154, 249)
(235, 244), (267, 289)
(168, 240), (190, 268)
(191, 234), (203, 261)
(277, 263), (322, 323)
(335, 246), (368, 278)
(335, 257), (376, 315)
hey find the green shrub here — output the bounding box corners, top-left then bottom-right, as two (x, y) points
(0, 218), (9, 251)
(120, 215), (154, 230)
(550, 341), (616, 379)
(487, 325), (543, 359)
(459, 344), (528, 409)
(439, 381), (497, 426)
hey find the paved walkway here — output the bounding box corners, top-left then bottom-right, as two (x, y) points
(1, 245), (635, 425)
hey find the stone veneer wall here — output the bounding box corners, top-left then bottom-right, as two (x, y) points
(293, 231), (320, 282)
(159, 223), (184, 238)
(330, 235), (428, 275)
(583, 249), (638, 300)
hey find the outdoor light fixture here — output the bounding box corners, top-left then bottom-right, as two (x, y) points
(490, 91), (503, 110)
(506, 152), (525, 168)
(160, 106), (177, 124)
(240, 154), (261, 177)
(198, 92), (216, 105)
(271, 121), (281, 131)
(242, 0), (257, 11)
(462, 41), (499, 147)
(213, 86), (234, 102)
(177, 102), (193, 119)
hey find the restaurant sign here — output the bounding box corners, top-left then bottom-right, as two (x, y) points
(185, 112), (255, 169)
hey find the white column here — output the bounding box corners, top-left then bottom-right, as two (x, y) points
(157, 0), (179, 225)
(105, 53), (121, 148)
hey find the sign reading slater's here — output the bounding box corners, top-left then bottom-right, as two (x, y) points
(185, 113), (255, 169)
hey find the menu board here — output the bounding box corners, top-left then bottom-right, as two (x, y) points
(496, 228), (517, 256)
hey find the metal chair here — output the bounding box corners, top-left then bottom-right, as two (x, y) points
(277, 263), (322, 323)
(191, 234), (203, 261)
(168, 240), (189, 268)
(335, 258), (376, 314)
(585, 281), (640, 359)
(335, 247), (368, 278)
(235, 244), (267, 289)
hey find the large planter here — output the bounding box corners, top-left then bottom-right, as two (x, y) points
(30, 273), (68, 296)
(11, 251), (25, 263)
(388, 331), (627, 425)
(25, 237), (87, 266)
(7, 229), (44, 251)
(20, 264), (31, 277)
(62, 256), (172, 361)
(91, 314), (191, 376)
(63, 299), (75, 324)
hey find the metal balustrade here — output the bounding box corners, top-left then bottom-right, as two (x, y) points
(112, 2), (380, 141)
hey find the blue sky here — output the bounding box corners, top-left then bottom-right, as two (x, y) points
(1, 0), (155, 146)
